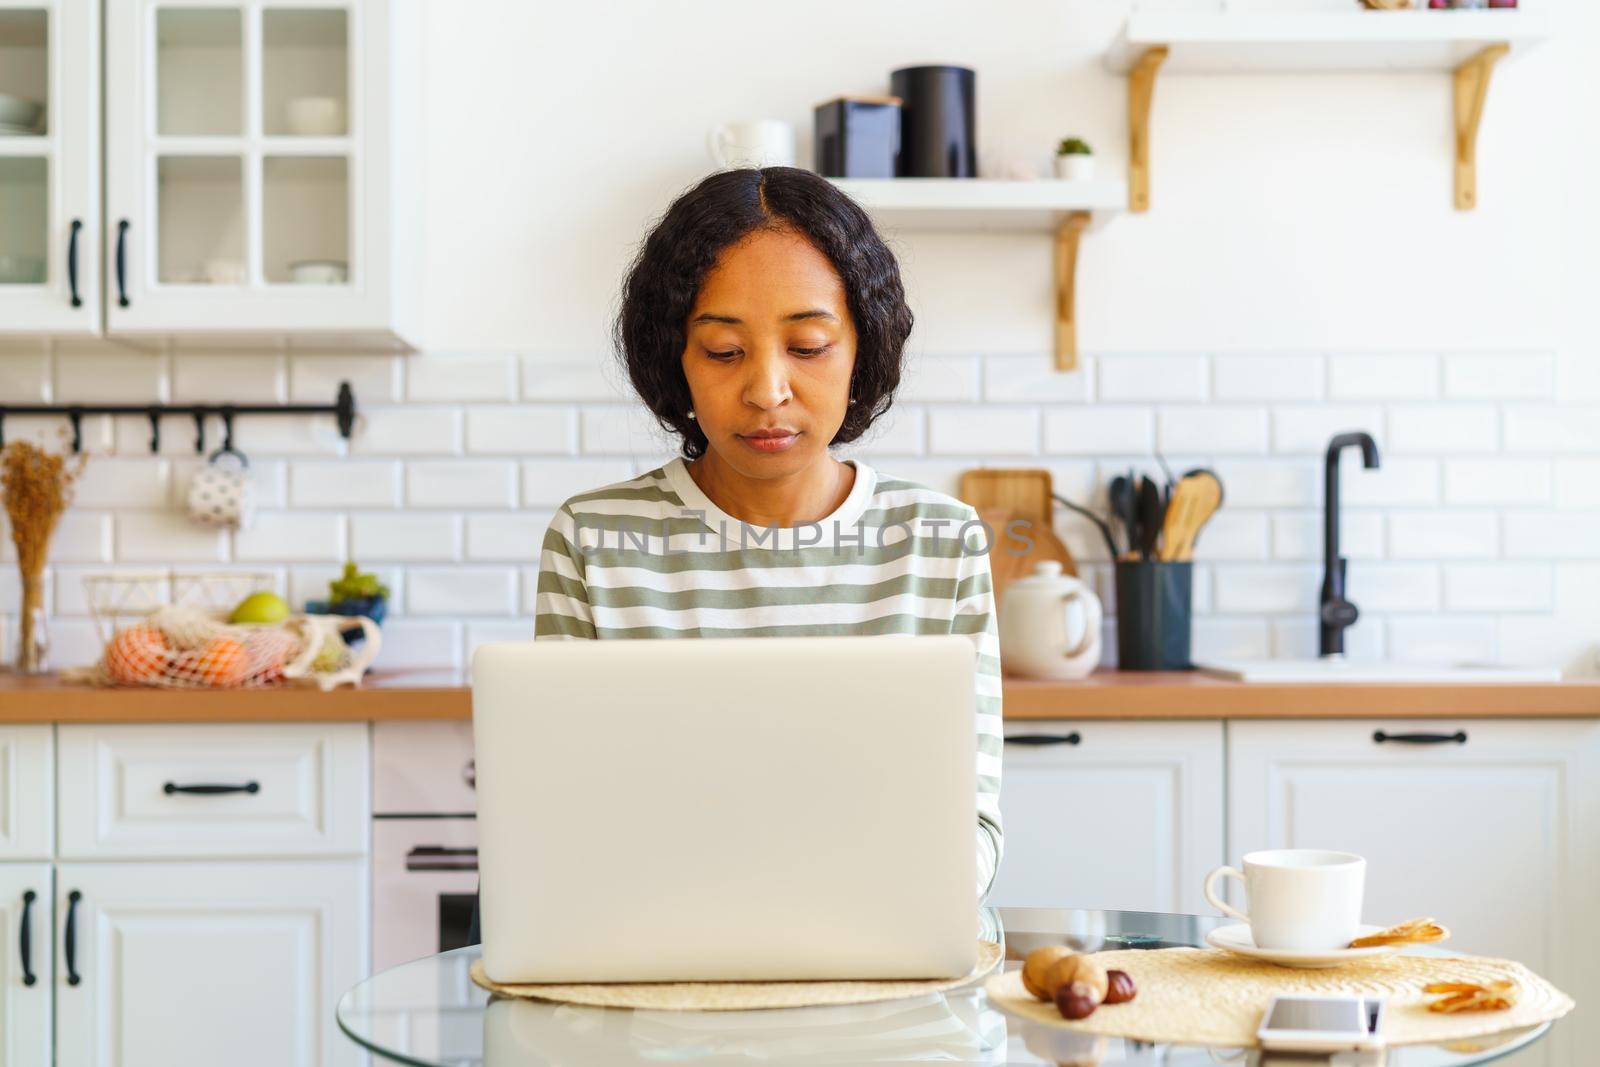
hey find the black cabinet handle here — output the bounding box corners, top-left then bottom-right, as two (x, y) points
(1005, 732), (1082, 747)
(64, 890), (81, 987)
(405, 846), (479, 873)
(19, 890), (35, 987)
(67, 219), (82, 308)
(115, 219), (129, 308)
(164, 781), (260, 795)
(1373, 730), (1467, 746)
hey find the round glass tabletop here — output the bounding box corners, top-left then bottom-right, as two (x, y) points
(338, 907), (1550, 1066)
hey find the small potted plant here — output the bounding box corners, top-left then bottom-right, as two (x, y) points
(307, 561), (389, 648)
(1055, 137), (1094, 181)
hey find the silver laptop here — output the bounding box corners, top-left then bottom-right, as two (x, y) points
(471, 634), (978, 984)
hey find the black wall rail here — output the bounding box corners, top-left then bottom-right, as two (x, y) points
(0, 381), (356, 454)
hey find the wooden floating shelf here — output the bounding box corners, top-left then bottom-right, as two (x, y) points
(827, 178), (1126, 232)
(1106, 10), (1549, 73)
(830, 178), (1129, 372)
(1105, 10), (1547, 211)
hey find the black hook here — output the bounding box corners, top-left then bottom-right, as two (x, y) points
(68, 408), (83, 453)
(147, 407), (161, 453)
(0, 414), (6, 450)
(335, 381), (356, 439)
(193, 411), (206, 454)
(207, 409), (249, 468)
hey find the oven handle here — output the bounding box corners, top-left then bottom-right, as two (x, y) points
(405, 846), (478, 873)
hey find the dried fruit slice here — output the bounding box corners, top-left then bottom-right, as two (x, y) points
(1424, 979), (1518, 1013)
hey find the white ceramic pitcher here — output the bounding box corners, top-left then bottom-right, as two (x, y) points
(997, 561), (1103, 680)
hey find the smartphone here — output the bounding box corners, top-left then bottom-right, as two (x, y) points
(1256, 994), (1386, 1053)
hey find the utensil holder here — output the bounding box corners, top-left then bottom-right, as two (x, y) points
(1114, 561), (1192, 671)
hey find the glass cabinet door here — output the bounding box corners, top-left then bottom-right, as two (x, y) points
(0, 0), (100, 335)
(107, 0), (385, 337)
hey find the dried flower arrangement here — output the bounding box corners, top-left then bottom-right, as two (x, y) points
(1, 440), (86, 672)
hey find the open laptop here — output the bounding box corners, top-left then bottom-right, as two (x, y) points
(471, 634), (978, 984)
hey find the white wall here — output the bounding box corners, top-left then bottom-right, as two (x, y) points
(3, 0), (1597, 674)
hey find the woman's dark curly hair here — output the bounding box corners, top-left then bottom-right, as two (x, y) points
(615, 166), (914, 460)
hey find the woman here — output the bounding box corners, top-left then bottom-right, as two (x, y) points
(534, 166), (1003, 900)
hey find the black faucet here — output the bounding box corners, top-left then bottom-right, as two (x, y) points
(1321, 431), (1381, 657)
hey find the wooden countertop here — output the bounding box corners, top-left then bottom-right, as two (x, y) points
(0, 669), (1596, 723)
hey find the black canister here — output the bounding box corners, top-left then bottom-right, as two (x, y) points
(1114, 561), (1193, 671)
(889, 65), (976, 178)
(814, 96), (901, 178)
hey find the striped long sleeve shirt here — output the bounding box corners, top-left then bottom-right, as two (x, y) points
(532, 456), (1005, 899)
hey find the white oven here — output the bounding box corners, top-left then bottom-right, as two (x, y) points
(372, 722), (479, 973)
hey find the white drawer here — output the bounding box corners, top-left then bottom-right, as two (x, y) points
(373, 721), (477, 815)
(58, 723), (370, 860)
(0, 726), (53, 860)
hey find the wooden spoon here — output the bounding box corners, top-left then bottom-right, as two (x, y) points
(1158, 470), (1223, 561)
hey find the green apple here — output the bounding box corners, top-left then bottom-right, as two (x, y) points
(229, 591), (291, 625)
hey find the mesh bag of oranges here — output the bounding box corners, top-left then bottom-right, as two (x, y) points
(88, 604), (378, 690)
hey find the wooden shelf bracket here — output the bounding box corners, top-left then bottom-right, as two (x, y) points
(1053, 211), (1092, 371)
(1453, 43), (1508, 211)
(1127, 45), (1168, 214)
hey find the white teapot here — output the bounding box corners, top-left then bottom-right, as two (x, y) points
(997, 561), (1103, 680)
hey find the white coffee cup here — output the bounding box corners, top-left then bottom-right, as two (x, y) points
(1203, 849), (1366, 951)
(706, 119), (795, 169)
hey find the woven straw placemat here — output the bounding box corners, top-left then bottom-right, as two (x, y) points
(985, 948), (1573, 1047)
(470, 940), (1001, 1012)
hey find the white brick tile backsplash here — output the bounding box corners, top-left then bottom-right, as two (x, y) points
(0, 351), (50, 400)
(466, 620), (535, 655)
(1443, 459), (1552, 506)
(1159, 406), (1268, 454)
(54, 352), (167, 402)
(1271, 406), (1384, 454)
(1212, 355), (1322, 401)
(1340, 456), (1439, 507)
(290, 354), (401, 404)
(1388, 405), (1498, 454)
(351, 408), (462, 456)
(1559, 353), (1600, 403)
(406, 461), (518, 508)
(116, 512), (225, 563)
(1327, 354), (1437, 400)
(408, 567), (518, 615)
(371, 619), (462, 671)
(898, 355), (979, 402)
(1502, 512), (1600, 559)
(1444, 354), (1554, 400)
(465, 407), (576, 455)
(1349, 563), (1440, 612)
(983, 355), (1092, 403)
(46, 618), (104, 669)
(290, 460), (401, 508)
(406, 355), (517, 402)
(580, 405), (676, 455)
(1504, 406), (1600, 453)
(1213, 564), (1319, 613)
(1271, 617), (1385, 661)
(1194, 511), (1270, 560)
(233, 414), (347, 457)
(173, 354), (284, 402)
(1443, 562), (1553, 612)
(20, 511), (111, 565)
(521, 459), (637, 506)
(522, 358), (632, 402)
(930, 407), (1036, 455)
(74, 460), (171, 509)
(350, 513), (462, 561)
(1192, 617), (1271, 661)
(1387, 511), (1498, 559)
(1554, 460), (1600, 509)
(856, 404), (926, 455)
(1386, 616), (1496, 665)
(1271, 511), (1384, 561)
(1098, 356), (1208, 402)
(467, 512), (556, 561)
(234, 512), (346, 562)
(14, 413), (109, 452)
(521, 566), (540, 613)
(1045, 406), (1152, 455)
(1212, 459), (1317, 508)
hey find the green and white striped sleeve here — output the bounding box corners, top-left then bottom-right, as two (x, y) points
(534, 506), (596, 640)
(957, 513), (1005, 901)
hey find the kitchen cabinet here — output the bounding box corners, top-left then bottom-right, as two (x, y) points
(989, 721), (1224, 913)
(0, 863), (51, 1067)
(0, 725), (52, 859)
(0, 0), (100, 334)
(4, 0), (419, 345)
(54, 861), (368, 1067)
(1228, 719), (1600, 1067)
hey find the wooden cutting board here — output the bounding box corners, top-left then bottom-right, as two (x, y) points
(958, 469), (1077, 608)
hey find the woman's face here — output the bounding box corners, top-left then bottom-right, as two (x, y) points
(681, 227), (857, 481)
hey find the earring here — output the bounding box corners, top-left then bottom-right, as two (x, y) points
(848, 396), (857, 405)
(686, 410), (696, 420)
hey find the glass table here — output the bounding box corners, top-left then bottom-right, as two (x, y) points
(338, 907), (1550, 1065)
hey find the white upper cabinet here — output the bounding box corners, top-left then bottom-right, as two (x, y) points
(3, 0), (421, 347)
(0, 0), (101, 335)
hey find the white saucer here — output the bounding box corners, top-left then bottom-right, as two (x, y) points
(1204, 923), (1401, 968)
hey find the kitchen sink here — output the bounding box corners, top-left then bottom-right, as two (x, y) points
(1196, 659), (1563, 684)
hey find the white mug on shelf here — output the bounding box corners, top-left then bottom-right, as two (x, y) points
(185, 453), (255, 530)
(706, 119), (795, 169)
(1203, 849), (1366, 951)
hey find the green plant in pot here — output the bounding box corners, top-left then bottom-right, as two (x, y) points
(1055, 136), (1094, 181)
(308, 562), (389, 647)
